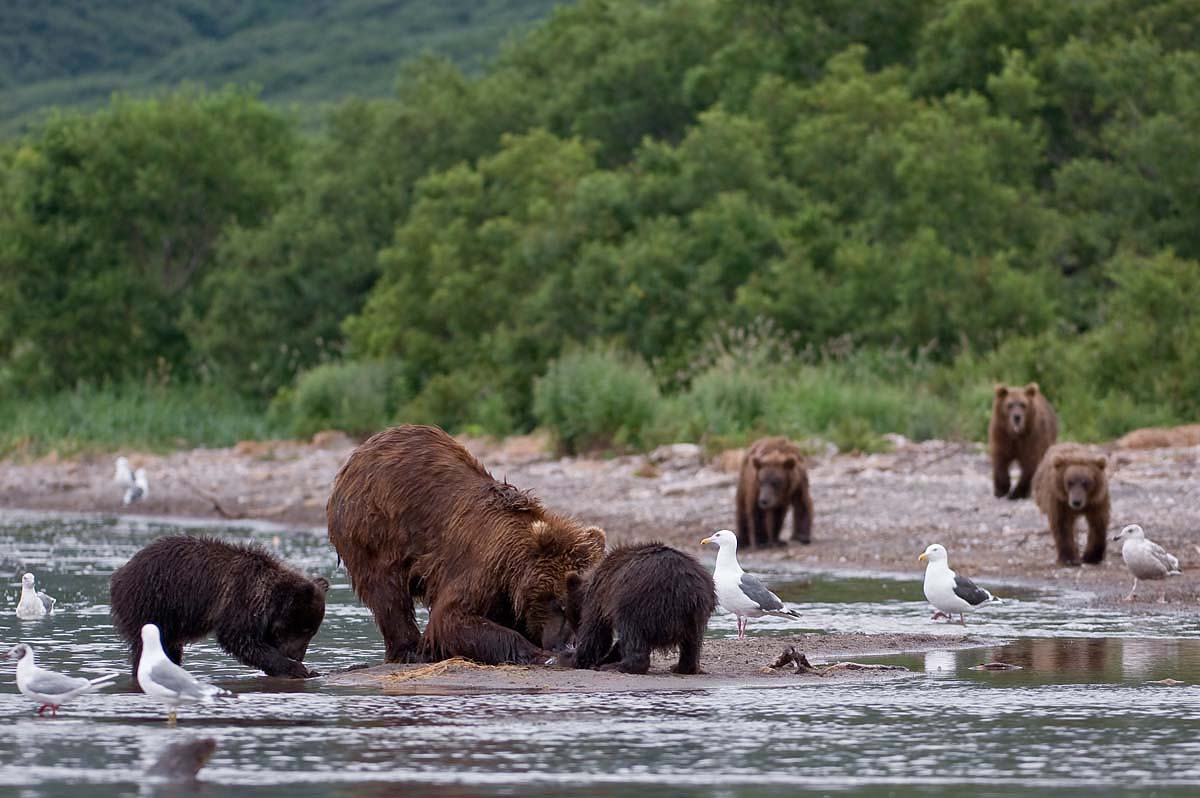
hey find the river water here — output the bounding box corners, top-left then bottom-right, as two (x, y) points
(2, 511), (1198, 797)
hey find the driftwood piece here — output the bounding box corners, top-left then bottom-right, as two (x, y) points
(179, 477), (246, 519)
(969, 661), (1023, 671)
(769, 646), (908, 676)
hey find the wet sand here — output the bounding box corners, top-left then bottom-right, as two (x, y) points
(325, 633), (978, 692)
(2, 432), (1198, 607)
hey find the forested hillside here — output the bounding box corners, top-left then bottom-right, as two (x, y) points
(1, 0), (1198, 456)
(0, 0), (562, 134)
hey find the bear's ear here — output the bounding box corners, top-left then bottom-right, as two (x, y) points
(751, 456), (763, 470)
(994, 384), (1008, 398)
(1052, 455), (1066, 470)
(1025, 382), (1039, 397)
(313, 577), (331, 595)
(782, 457), (795, 471)
(565, 572), (583, 593)
(574, 525), (606, 563)
(1093, 456), (1107, 471)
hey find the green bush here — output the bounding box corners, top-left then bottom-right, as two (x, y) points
(399, 370), (516, 438)
(272, 359), (407, 439)
(533, 348), (661, 454)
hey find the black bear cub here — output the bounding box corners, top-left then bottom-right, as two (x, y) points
(110, 535), (329, 680)
(564, 543), (715, 674)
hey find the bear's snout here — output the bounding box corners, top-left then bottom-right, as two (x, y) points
(757, 496), (772, 509)
(1069, 497), (1084, 510)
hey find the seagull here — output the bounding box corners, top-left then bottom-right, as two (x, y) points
(15, 572), (56, 620)
(115, 457), (149, 504)
(1113, 524), (1181, 603)
(7, 644), (118, 716)
(919, 544), (1000, 624)
(700, 529), (799, 639)
(137, 623), (234, 724)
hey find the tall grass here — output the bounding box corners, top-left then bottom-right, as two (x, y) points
(0, 382), (286, 458)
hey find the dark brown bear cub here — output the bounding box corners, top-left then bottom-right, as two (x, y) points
(110, 535), (329, 680)
(736, 436), (813, 548)
(564, 543), (715, 675)
(1032, 443), (1111, 566)
(989, 383), (1058, 500)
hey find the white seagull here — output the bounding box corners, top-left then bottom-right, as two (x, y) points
(115, 457), (149, 505)
(919, 544), (1000, 624)
(137, 623), (234, 724)
(1113, 524), (1181, 603)
(15, 572), (56, 620)
(7, 644), (118, 716)
(701, 529), (799, 639)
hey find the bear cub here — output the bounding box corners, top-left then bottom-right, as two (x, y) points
(1032, 443), (1111, 566)
(564, 543), (715, 675)
(989, 382), (1058, 500)
(736, 436), (814, 548)
(110, 535), (329, 680)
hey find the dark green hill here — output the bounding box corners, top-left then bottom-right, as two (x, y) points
(0, 0), (564, 134)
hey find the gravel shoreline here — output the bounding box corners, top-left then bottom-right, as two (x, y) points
(3, 431), (1198, 609)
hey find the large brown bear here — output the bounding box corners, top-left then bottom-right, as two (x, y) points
(736, 436), (813, 548)
(327, 424), (606, 665)
(563, 543), (715, 675)
(110, 536), (329, 681)
(1032, 443), (1111, 566)
(989, 382), (1058, 500)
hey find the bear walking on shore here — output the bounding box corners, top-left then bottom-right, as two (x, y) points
(110, 536), (329, 680)
(565, 543), (715, 675)
(327, 424), (606, 665)
(989, 383), (1058, 500)
(736, 436), (813, 548)
(1032, 443), (1111, 566)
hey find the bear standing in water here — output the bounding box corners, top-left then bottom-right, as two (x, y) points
(110, 536), (329, 681)
(327, 424), (605, 665)
(565, 543), (715, 675)
(989, 383), (1058, 500)
(1032, 443), (1111, 566)
(736, 436), (813, 548)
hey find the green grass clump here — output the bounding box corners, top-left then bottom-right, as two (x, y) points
(270, 359), (407, 439)
(0, 382), (285, 458)
(533, 348), (661, 454)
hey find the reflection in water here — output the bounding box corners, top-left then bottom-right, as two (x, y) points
(2, 511), (1200, 798)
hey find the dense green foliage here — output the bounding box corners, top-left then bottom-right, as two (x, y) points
(1, 1), (563, 135)
(2, 0), (1199, 455)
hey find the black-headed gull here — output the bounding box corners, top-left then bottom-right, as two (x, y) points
(7, 644), (118, 716)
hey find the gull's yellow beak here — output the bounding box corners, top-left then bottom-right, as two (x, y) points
(700, 537), (712, 546)
(918, 552), (928, 562)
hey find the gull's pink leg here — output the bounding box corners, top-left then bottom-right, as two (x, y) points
(959, 614), (966, 625)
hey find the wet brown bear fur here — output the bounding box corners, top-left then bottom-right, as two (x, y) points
(736, 437), (813, 548)
(564, 543), (715, 675)
(326, 424), (606, 665)
(1032, 443), (1111, 566)
(110, 535), (329, 682)
(989, 383), (1058, 500)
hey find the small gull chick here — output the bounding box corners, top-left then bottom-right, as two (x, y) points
(7, 643), (118, 716)
(701, 529), (799, 639)
(919, 543), (1000, 625)
(1113, 524), (1181, 603)
(15, 572), (56, 620)
(115, 457), (149, 505)
(138, 623), (234, 724)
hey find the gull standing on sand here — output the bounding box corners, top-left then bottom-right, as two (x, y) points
(138, 624), (234, 724)
(15, 572), (56, 620)
(7, 644), (118, 716)
(701, 529), (799, 639)
(919, 544), (1000, 625)
(1113, 524), (1181, 603)
(114, 457), (149, 505)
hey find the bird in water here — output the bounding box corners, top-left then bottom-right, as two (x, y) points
(15, 573), (56, 620)
(7, 644), (118, 716)
(919, 543), (1000, 625)
(137, 623), (234, 725)
(1112, 524), (1181, 603)
(114, 457), (149, 505)
(701, 529), (799, 639)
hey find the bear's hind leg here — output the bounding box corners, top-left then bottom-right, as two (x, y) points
(672, 619), (705, 675)
(424, 607), (547, 665)
(359, 567), (422, 663)
(609, 632), (650, 674)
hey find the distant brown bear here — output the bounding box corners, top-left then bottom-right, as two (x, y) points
(736, 437), (813, 548)
(110, 536), (329, 681)
(989, 383), (1058, 500)
(327, 424), (606, 665)
(564, 543), (715, 674)
(1032, 443), (1111, 566)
